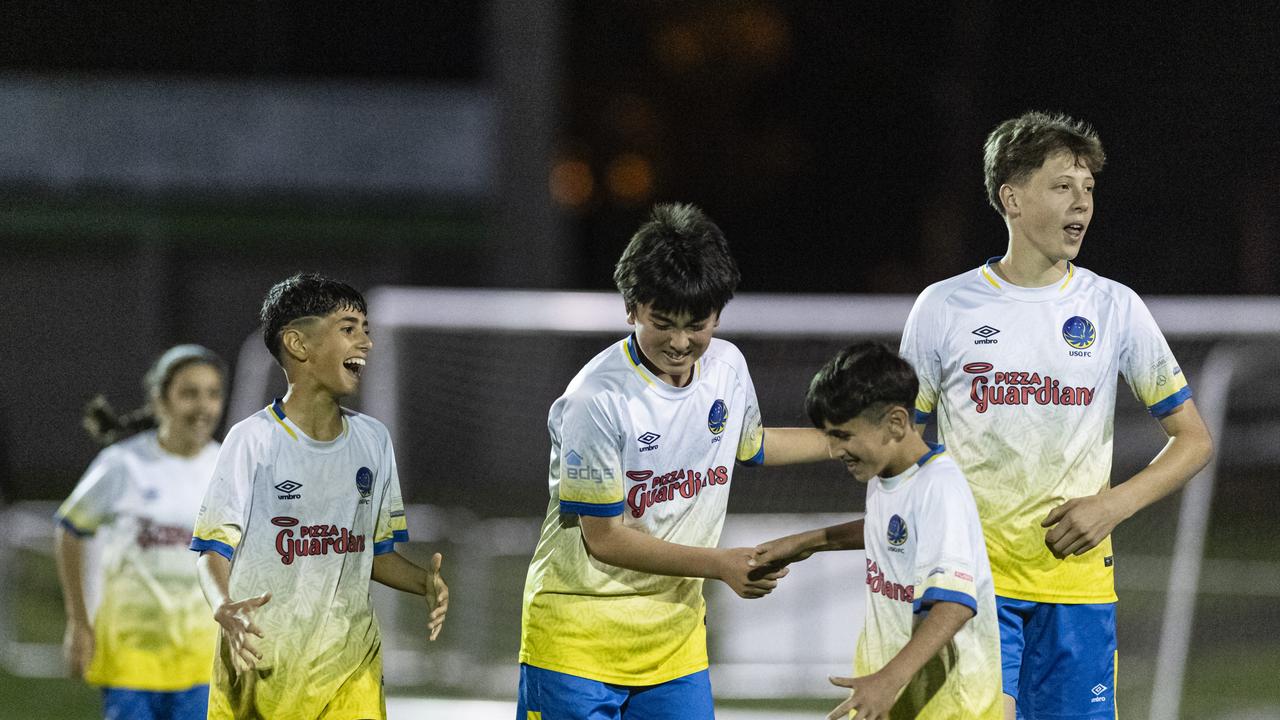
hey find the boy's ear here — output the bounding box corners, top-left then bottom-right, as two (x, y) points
(1000, 183), (1020, 217)
(886, 406), (911, 440)
(280, 325), (310, 363)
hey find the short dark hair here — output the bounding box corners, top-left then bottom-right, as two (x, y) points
(260, 273), (367, 362)
(983, 111), (1106, 215)
(613, 203), (741, 320)
(805, 342), (919, 428)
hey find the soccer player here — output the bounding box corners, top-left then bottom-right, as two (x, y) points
(55, 344), (228, 720)
(517, 203), (833, 720)
(753, 343), (1002, 720)
(899, 111), (1214, 719)
(190, 273), (448, 720)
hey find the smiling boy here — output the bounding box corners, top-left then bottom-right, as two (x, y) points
(191, 273), (448, 720)
(517, 203), (831, 720)
(899, 112), (1213, 718)
(753, 343), (1002, 720)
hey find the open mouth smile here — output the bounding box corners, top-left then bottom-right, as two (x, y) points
(342, 357), (366, 379)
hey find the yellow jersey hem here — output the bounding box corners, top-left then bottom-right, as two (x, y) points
(993, 584), (1118, 604)
(519, 654), (709, 687)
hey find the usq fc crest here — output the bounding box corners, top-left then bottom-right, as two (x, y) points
(1062, 316), (1097, 349)
(707, 399), (728, 435)
(355, 467), (373, 498)
(887, 514), (909, 546)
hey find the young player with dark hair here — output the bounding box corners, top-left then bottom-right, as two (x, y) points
(753, 342), (1002, 720)
(191, 272), (448, 720)
(56, 344), (228, 720)
(517, 203), (832, 720)
(900, 111), (1214, 719)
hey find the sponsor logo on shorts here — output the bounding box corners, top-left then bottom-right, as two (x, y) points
(1091, 683), (1108, 703)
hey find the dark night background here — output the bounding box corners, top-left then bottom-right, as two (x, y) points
(1, 3), (1279, 717)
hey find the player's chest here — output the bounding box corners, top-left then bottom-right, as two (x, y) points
(942, 303), (1120, 391)
(255, 451), (381, 514)
(864, 500), (920, 604)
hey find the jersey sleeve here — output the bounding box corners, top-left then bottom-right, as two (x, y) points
(55, 447), (125, 537)
(190, 424), (256, 560)
(735, 363), (765, 466)
(1120, 291), (1191, 418)
(912, 469), (983, 616)
(900, 287), (945, 425)
(373, 436), (410, 556)
(555, 392), (625, 517)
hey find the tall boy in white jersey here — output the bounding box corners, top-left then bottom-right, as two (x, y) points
(518, 204), (833, 720)
(899, 112), (1214, 719)
(754, 343), (1002, 720)
(190, 273), (449, 720)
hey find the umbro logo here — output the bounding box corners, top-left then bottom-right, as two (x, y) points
(972, 325), (1000, 345)
(275, 480), (302, 500)
(637, 432), (660, 452)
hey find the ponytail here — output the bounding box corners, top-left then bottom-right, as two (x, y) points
(81, 394), (157, 446)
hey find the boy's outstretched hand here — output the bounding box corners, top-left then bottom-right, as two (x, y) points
(214, 592), (271, 673)
(718, 547), (789, 598)
(426, 552), (449, 641)
(827, 672), (901, 720)
(750, 530), (822, 569)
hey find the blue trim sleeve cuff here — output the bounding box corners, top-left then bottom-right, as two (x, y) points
(913, 587), (977, 615)
(1148, 386), (1192, 418)
(374, 529), (411, 556)
(560, 500), (625, 517)
(189, 537), (235, 561)
(914, 408), (934, 425)
(56, 516), (95, 538)
(738, 444), (765, 467)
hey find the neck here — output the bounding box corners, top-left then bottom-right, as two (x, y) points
(156, 427), (203, 457)
(996, 235), (1069, 288)
(281, 383), (345, 441)
(881, 433), (932, 478)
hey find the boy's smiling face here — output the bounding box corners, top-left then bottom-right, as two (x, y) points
(627, 302), (719, 387)
(288, 307), (372, 397)
(822, 413), (895, 483)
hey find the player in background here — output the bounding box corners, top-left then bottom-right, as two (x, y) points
(752, 343), (1002, 719)
(899, 111), (1214, 719)
(517, 203), (833, 720)
(190, 273), (448, 720)
(55, 344), (228, 720)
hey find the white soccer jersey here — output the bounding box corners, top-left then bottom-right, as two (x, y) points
(900, 261), (1192, 602)
(519, 335), (765, 685)
(56, 431), (220, 691)
(857, 445), (1002, 719)
(191, 401), (409, 720)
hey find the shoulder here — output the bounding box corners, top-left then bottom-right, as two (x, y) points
(700, 338), (749, 376)
(1073, 265), (1141, 308)
(108, 431), (153, 461)
(909, 267), (983, 320)
(342, 409), (393, 445)
(562, 339), (635, 400)
(917, 455), (972, 495)
(222, 409), (277, 448)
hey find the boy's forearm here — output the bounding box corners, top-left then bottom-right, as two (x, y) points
(54, 527), (91, 626)
(196, 551), (234, 610)
(1111, 402), (1213, 521)
(817, 520), (865, 551)
(371, 551), (430, 595)
(580, 515), (723, 579)
(878, 600), (973, 690)
(760, 427), (830, 465)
